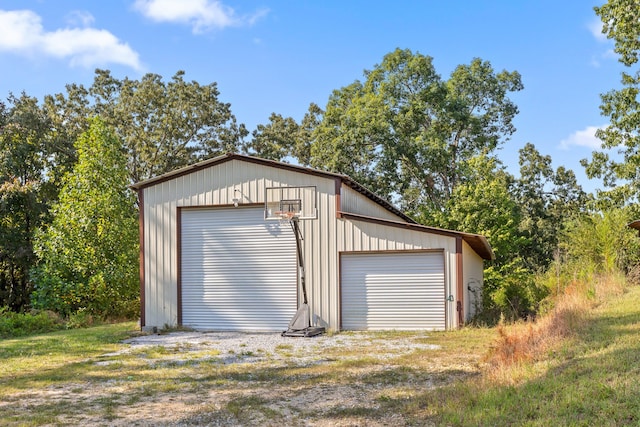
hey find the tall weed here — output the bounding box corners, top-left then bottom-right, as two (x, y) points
(485, 272), (627, 382)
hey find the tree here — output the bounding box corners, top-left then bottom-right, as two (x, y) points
(32, 118), (139, 318)
(49, 69), (248, 183)
(0, 70), (244, 311)
(246, 113), (302, 162)
(245, 103), (322, 165)
(434, 155), (543, 321)
(306, 49), (523, 215)
(42, 83), (92, 184)
(582, 1), (640, 203)
(0, 94), (51, 310)
(516, 143), (587, 271)
(310, 80), (394, 196)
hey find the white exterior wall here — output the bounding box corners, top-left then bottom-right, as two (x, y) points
(340, 186), (405, 221)
(140, 157), (484, 331)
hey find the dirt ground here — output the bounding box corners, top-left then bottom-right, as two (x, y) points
(6, 331), (485, 426)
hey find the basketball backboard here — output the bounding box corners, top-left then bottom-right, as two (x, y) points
(264, 186), (317, 221)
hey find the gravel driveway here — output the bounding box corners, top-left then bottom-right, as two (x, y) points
(120, 330), (441, 366)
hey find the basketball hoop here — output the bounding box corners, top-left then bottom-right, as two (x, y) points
(264, 186), (317, 221)
(275, 210), (296, 226)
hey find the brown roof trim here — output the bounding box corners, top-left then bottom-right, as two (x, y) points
(339, 211), (495, 261)
(629, 220), (640, 230)
(130, 152), (412, 222)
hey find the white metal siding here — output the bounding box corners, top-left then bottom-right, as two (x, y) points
(140, 157), (482, 332)
(341, 252), (446, 330)
(181, 207), (297, 331)
(340, 186), (406, 221)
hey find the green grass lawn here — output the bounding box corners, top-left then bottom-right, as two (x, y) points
(1, 285), (639, 426)
(0, 322), (137, 385)
(410, 285), (640, 426)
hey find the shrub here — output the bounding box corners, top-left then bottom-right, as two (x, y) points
(0, 307), (65, 338)
(66, 308), (96, 329)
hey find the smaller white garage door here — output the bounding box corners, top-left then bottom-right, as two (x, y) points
(341, 251), (446, 331)
(181, 207), (297, 331)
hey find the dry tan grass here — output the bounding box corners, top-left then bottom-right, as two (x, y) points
(485, 273), (627, 384)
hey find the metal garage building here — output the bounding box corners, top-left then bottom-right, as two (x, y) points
(131, 153), (493, 332)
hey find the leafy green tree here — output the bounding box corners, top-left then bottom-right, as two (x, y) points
(306, 49), (523, 215)
(0, 70), (244, 311)
(516, 143), (587, 271)
(245, 103), (322, 165)
(435, 155), (543, 321)
(42, 83), (92, 184)
(50, 69), (248, 183)
(0, 94), (51, 311)
(32, 118), (139, 318)
(0, 179), (42, 311)
(246, 113), (301, 162)
(595, 0), (640, 68)
(582, 1), (640, 203)
(311, 80), (393, 196)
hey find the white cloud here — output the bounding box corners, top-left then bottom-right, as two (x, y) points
(587, 17), (617, 67)
(65, 10), (96, 27)
(588, 17), (608, 42)
(133, 0), (268, 33)
(0, 9), (142, 70)
(0, 10), (41, 50)
(559, 125), (605, 150)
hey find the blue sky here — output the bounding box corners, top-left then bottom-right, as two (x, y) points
(0, 0), (623, 193)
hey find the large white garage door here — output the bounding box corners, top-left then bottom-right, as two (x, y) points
(341, 252), (446, 331)
(181, 207), (297, 331)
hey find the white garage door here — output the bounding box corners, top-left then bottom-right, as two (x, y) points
(341, 252), (446, 331)
(181, 207), (297, 331)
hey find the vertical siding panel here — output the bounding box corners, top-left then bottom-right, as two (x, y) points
(150, 190), (158, 326)
(179, 174), (185, 205)
(211, 166), (219, 205)
(323, 198), (331, 327)
(152, 202), (163, 326)
(190, 171), (197, 205)
(327, 190), (337, 329)
(195, 170), (202, 205)
(252, 178), (262, 205)
(142, 188), (149, 325)
(169, 178), (178, 324)
(144, 188), (153, 325)
(215, 162), (222, 205)
(162, 182), (172, 323)
(204, 167), (212, 205)
(227, 161), (233, 203)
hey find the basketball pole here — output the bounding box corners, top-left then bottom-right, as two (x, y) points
(281, 215), (325, 337)
(291, 217), (308, 306)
